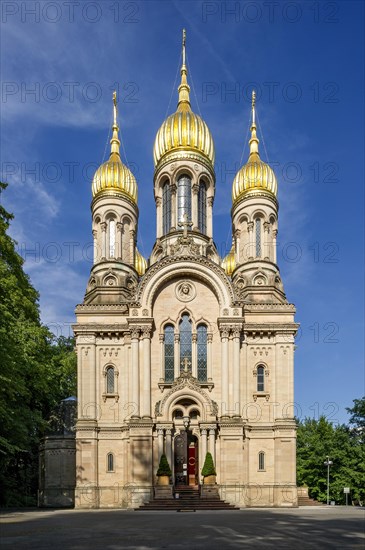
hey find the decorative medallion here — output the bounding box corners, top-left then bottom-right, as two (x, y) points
(175, 281), (196, 302)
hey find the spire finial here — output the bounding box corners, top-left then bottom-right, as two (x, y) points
(178, 28), (191, 110)
(113, 90), (117, 127)
(249, 89), (259, 157)
(252, 90), (256, 124)
(110, 90), (120, 157)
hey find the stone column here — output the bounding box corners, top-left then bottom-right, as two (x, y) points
(273, 229), (278, 264)
(131, 328), (140, 417)
(235, 229), (241, 263)
(247, 221), (254, 260)
(192, 333), (197, 378)
(157, 429), (164, 459)
(201, 429), (207, 461)
(156, 197), (162, 238)
(220, 328), (229, 417)
(263, 221), (270, 260)
(92, 229), (98, 264)
(207, 332), (213, 381)
(116, 222), (123, 260)
(170, 184), (177, 230)
(165, 429), (172, 468)
(129, 228), (135, 267)
(207, 197), (214, 238)
(100, 222), (107, 260)
(159, 333), (164, 381)
(209, 428), (216, 463)
(174, 332), (180, 380)
(232, 328), (241, 417)
(192, 183), (199, 230)
(141, 327), (151, 418)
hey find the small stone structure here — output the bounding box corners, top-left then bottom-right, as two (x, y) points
(38, 397), (76, 507)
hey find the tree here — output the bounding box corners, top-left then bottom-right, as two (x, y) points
(0, 182), (76, 505)
(156, 454), (172, 476)
(296, 413), (364, 504)
(201, 452), (216, 477)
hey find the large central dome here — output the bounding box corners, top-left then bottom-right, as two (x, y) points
(153, 31), (215, 169)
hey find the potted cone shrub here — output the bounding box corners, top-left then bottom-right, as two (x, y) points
(156, 454), (172, 485)
(201, 452), (216, 484)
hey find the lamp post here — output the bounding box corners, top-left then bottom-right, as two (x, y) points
(324, 456), (333, 505)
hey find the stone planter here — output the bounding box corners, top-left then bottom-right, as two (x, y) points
(203, 475), (216, 485)
(157, 475), (170, 486)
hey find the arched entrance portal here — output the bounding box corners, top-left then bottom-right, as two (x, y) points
(174, 431), (198, 486)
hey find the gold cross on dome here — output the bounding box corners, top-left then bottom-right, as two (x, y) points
(178, 213), (193, 238)
(181, 357), (191, 373)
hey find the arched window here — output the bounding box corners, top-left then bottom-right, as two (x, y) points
(258, 451), (265, 471)
(109, 219), (116, 258)
(164, 325), (175, 382)
(177, 175), (192, 223)
(162, 181), (171, 235)
(257, 365), (265, 392)
(106, 366), (115, 394)
(198, 181), (207, 233)
(179, 314), (192, 373)
(197, 324), (207, 381)
(107, 452), (114, 472)
(255, 218), (261, 257)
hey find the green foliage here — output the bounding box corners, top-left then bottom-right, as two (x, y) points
(0, 183), (77, 506)
(296, 407), (365, 504)
(156, 454), (172, 476)
(201, 452), (216, 477)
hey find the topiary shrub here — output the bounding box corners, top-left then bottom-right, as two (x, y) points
(156, 454), (172, 476)
(201, 452), (216, 477)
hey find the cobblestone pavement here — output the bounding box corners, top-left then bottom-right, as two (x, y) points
(1, 507), (364, 549)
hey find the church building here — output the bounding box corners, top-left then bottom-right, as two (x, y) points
(73, 32), (299, 508)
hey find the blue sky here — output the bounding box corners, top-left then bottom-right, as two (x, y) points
(1, 0), (364, 424)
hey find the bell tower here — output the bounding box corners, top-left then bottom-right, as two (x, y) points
(223, 91), (286, 303)
(151, 30), (219, 265)
(84, 92), (146, 304)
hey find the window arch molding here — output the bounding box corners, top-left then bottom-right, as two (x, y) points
(258, 451), (265, 471)
(103, 364), (119, 398)
(254, 363), (267, 393)
(107, 452), (115, 472)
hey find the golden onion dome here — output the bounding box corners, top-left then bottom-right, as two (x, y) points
(232, 91), (277, 205)
(92, 92), (138, 203)
(221, 242), (236, 276)
(134, 247), (147, 276)
(153, 30), (215, 168)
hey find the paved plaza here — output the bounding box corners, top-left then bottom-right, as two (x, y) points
(1, 507), (364, 549)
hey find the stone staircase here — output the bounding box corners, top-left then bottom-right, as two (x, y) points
(298, 494), (323, 506)
(136, 485), (239, 511)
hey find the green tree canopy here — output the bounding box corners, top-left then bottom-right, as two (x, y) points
(296, 408), (364, 504)
(0, 182), (76, 506)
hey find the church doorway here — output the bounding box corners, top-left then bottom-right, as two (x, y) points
(174, 431), (198, 486)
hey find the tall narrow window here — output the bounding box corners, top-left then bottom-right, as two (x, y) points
(109, 219), (116, 258)
(164, 325), (175, 382)
(198, 181), (207, 233)
(257, 365), (265, 392)
(162, 182), (171, 235)
(197, 324), (207, 381)
(106, 366), (115, 394)
(258, 451), (265, 471)
(177, 175), (192, 223)
(107, 452), (114, 472)
(179, 314), (192, 373)
(255, 218), (261, 257)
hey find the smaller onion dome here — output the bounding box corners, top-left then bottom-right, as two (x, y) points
(232, 91), (277, 205)
(134, 247), (147, 276)
(153, 30), (215, 168)
(221, 242), (235, 276)
(92, 92), (138, 203)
